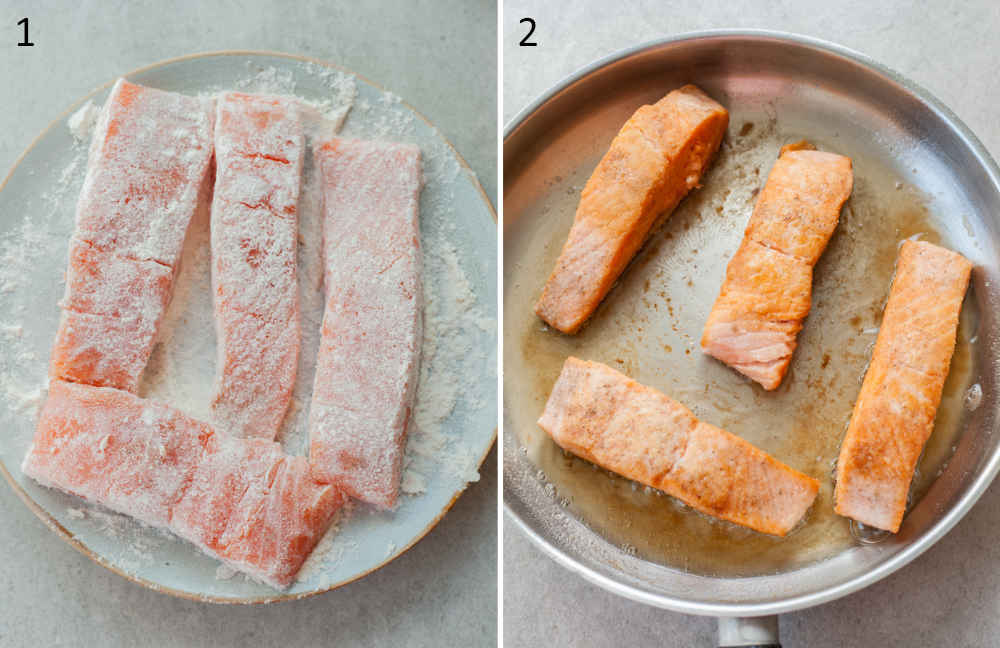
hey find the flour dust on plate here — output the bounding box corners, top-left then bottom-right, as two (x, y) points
(505, 114), (979, 578)
(0, 52), (496, 602)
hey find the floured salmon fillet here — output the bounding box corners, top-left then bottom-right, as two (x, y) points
(49, 79), (213, 391)
(74, 79), (214, 267)
(50, 309), (162, 393)
(538, 357), (819, 536)
(60, 239), (173, 318)
(702, 147), (853, 389)
(22, 380), (211, 527)
(210, 93), (304, 438)
(22, 380), (343, 589)
(309, 138), (423, 510)
(170, 436), (286, 551)
(535, 85), (729, 334)
(172, 438), (342, 589)
(834, 240), (971, 532)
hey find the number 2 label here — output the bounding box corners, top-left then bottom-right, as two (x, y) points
(519, 18), (537, 47)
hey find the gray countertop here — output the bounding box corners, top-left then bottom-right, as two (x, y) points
(502, 1), (1000, 646)
(0, 2), (496, 646)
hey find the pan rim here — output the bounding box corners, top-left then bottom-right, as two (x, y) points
(502, 28), (1000, 616)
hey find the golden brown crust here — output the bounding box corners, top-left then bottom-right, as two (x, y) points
(701, 148), (853, 389)
(834, 240), (972, 532)
(538, 357), (819, 536)
(535, 85), (729, 334)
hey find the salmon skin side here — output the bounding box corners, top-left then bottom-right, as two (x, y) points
(308, 138), (423, 511)
(834, 240), (971, 533)
(49, 78), (214, 392)
(701, 146), (853, 390)
(535, 84), (729, 334)
(22, 380), (344, 590)
(209, 92), (304, 439)
(538, 357), (819, 536)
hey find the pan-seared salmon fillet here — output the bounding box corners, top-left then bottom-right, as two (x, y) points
(538, 357), (819, 536)
(834, 240), (971, 532)
(22, 380), (344, 589)
(210, 93), (304, 439)
(535, 85), (729, 334)
(702, 148), (853, 389)
(309, 138), (423, 510)
(49, 79), (213, 391)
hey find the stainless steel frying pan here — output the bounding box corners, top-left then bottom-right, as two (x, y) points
(503, 30), (1000, 646)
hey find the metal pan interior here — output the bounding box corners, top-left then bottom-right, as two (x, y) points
(503, 31), (1000, 615)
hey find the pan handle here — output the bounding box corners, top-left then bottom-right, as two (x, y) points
(717, 615), (780, 647)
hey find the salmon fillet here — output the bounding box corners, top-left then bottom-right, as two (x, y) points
(22, 380), (344, 589)
(309, 138), (423, 510)
(535, 85), (729, 334)
(702, 148), (853, 389)
(172, 438), (341, 589)
(834, 240), (971, 532)
(49, 79), (214, 391)
(74, 79), (214, 267)
(50, 309), (163, 393)
(538, 357), (819, 536)
(22, 380), (212, 527)
(210, 93), (304, 438)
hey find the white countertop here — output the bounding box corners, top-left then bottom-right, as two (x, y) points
(0, 1), (496, 646)
(503, 1), (1000, 646)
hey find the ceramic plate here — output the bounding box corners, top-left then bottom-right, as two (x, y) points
(0, 51), (496, 603)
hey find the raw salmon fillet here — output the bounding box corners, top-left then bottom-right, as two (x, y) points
(834, 240), (971, 532)
(309, 138), (423, 510)
(22, 380), (344, 589)
(172, 438), (342, 589)
(538, 357), (819, 536)
(49, 79), (214, 391)
(22, 379), (212, 527)
(210, 93), (304, 438)
(535, 85), (729, 334)
(702, 147), (853, 390)
(50, 309), (162, 394)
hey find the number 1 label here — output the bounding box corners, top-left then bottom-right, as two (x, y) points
(17, 17), (34, 46)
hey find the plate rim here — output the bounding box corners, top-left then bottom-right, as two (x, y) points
(502, 28), (1000, 616)
(0, 48), (497, 605)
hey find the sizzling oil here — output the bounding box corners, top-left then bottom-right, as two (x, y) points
(503, 118), (979, 577)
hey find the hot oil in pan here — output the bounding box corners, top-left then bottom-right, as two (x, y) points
(505, 118), (979, 577)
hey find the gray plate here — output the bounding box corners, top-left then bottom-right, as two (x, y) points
(0, 51), (497, 603)
(504, 30), (1000, 616)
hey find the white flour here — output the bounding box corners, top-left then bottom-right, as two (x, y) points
(67, 100), (101, 141)
(296, 502), (358, 584)
(0, 61), (495, 588)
